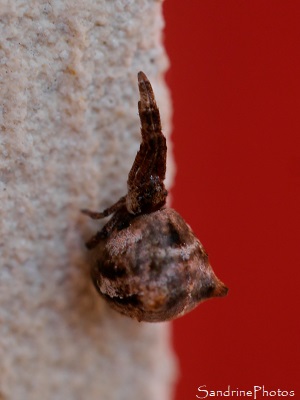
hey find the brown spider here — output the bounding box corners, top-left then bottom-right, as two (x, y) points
(82, 72), (228, 322)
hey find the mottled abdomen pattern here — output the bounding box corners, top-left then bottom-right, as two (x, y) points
(90, 208), (228, 322)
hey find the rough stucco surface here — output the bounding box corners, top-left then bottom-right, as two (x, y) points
(0, 1), (177, 399)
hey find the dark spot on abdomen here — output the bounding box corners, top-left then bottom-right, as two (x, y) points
(167, 221), (182, 247)
(97, 260), (127, 281)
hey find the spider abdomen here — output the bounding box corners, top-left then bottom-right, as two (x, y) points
(90, 208), (228, 322)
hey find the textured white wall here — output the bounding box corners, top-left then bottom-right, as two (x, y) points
(0, 1), (177, 399)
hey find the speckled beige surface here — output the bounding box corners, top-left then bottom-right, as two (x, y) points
(0, 1), (177, 399)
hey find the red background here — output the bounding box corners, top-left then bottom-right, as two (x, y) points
(163, 1), (300, 399)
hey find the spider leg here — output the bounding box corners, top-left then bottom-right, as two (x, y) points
(126, 72), (167, 214)
(81, 196), (126, 219)
(128, 72), (166, 185)
(85, 205), (129, 250)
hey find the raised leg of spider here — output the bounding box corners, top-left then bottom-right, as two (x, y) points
(126, 72), (167, 215)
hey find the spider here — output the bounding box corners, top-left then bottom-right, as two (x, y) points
(81, 72), (228, 322)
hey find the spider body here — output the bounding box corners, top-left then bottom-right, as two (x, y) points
(82, 72), (228, 322)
